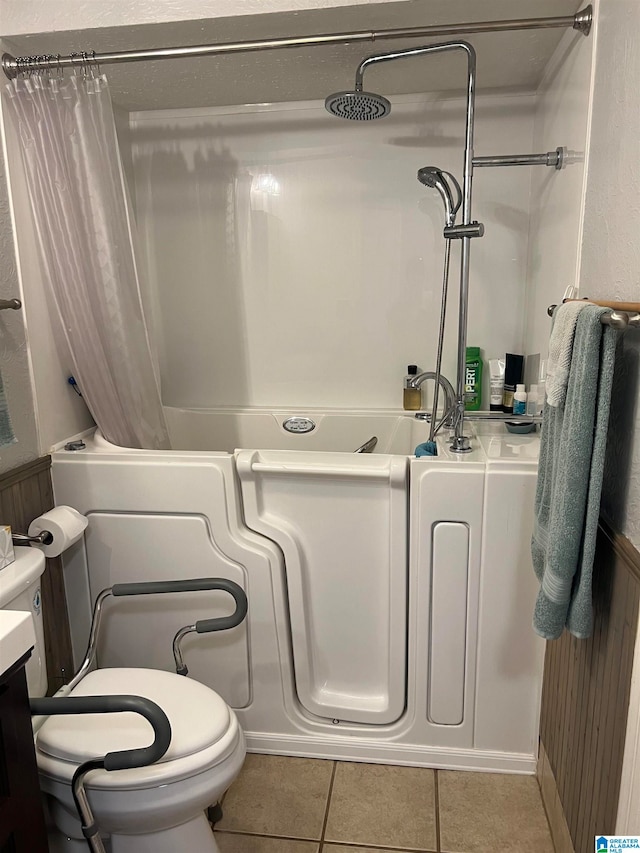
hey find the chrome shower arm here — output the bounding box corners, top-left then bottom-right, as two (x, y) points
(355, 41), (475, 102)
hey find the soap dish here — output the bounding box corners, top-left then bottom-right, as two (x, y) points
(505, 421), (537, 434)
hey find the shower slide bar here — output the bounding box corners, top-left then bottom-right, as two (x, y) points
(1, 6), (592, 79)
(547, 300), (640, 330)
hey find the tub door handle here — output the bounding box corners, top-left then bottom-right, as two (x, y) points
(354, 436), (378, 454)
(250, 462), (390, 479)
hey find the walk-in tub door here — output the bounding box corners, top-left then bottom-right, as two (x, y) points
(236, 450), (408, 725)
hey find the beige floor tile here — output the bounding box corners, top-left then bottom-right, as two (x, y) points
(324, 762), (436, 850)
(216, 832), (319, 852)
(439, 770), (553, 853)
(216, 754), (334, 839)
(322, 847), (434, 852)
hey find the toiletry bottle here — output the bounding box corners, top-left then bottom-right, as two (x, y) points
(526, 384), (538, 417)
(537, 360), (547, 415)
(502, 353), (524, 413)
(403, 365), (421, 411)
(489, 358), (505, 412)
(513, 384), (527, 415)
(464, 347), (482, 411)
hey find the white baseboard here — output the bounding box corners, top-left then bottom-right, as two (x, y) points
(245, 731), (537, 774)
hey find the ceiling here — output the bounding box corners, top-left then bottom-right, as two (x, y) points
(3, 0), (585, 112)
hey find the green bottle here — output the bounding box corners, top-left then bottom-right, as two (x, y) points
(465, 346), (483, 411)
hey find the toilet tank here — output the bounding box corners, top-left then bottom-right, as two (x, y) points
(0, 547), (48, 697)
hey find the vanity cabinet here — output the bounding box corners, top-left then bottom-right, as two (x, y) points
(0, 651), (48, 853)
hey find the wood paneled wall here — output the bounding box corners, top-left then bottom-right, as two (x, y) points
(0, 456), (73, 694)
(540, 521), (640, 853)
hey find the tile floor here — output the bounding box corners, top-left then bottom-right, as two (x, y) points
(214, 754), (553, 852)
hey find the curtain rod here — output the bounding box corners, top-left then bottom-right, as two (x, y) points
(547, 299), (640, 330)
(2, 5), (592, 79)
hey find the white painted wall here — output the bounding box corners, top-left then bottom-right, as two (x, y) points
(0, 149), (39, 473)
(132, 93), (535, 410)
(577, 0), (640, 553)
(523, 27), (595, 362)
(0, 40), (40, 472)
(0, 0), (409, 36)
(547, 0), (640, 834)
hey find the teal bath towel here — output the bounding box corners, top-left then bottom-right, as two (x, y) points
(531, 305), (617, 640)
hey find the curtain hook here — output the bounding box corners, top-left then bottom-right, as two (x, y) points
(91, 50), (101, 78)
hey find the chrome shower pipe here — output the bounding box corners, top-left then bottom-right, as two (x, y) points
(355, 41), (476, 451)
(355, 41), (476, 450)
(455, 41), (476, 453)
(2, 6), (592, 78)
(473, 147), (566, 169)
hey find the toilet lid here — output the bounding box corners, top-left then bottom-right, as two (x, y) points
(36, 668), (231, 767)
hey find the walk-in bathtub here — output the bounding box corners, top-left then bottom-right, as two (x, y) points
(95, 406), (452, 455)
(52, 408), (544, 772)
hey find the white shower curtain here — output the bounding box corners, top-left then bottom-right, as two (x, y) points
(5, 72), (170, 450)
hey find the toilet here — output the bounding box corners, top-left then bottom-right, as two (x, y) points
(0, 546), (246, 853)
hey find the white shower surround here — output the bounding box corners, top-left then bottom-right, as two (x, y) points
(52, 413), (544, 773)
(130, 92), (535, 413)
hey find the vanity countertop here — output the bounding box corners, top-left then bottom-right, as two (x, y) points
(0, 610), (34, 677)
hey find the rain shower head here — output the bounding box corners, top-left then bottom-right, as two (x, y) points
(417, 166), (462, 227)
(324, 89), (391, 121)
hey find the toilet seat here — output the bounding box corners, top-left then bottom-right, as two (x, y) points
(36, 668), (241, 790)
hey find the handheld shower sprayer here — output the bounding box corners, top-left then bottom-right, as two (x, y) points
(417, 167), (462, 227)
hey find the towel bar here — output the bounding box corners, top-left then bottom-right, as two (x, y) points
(547, 302), (640, 329)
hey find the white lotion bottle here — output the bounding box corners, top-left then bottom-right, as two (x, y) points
(513, 384), (527, 416)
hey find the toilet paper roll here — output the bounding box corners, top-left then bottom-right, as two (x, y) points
(28, 506), (88, 558)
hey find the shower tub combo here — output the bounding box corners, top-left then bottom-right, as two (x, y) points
(52, 408), (544, 773)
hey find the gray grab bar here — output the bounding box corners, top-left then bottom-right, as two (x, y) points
(70, 577), (248, 690)
(111, 577), (248, 634)
(31, 694), (172, 853)
(354, 436), (378, 453)
(30, 694), (171, 771)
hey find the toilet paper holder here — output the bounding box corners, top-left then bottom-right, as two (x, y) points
(12, 506), (88, 557)
(12, 530), (54, 546)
